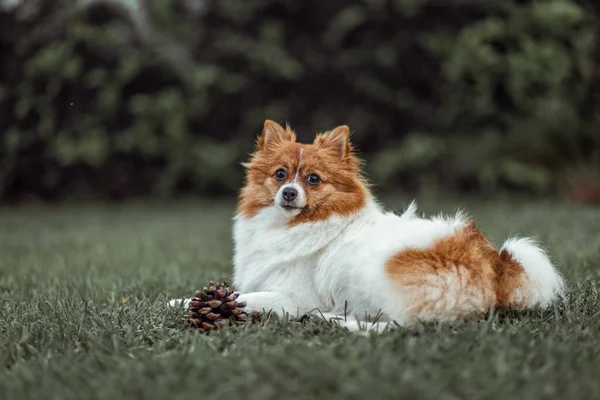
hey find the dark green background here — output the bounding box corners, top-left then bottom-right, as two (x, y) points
(1, 0), (598, 202)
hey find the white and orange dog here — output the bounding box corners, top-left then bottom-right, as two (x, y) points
(171, 120), (565, 331)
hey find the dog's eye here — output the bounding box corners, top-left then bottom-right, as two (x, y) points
(307, 173), (320, 185)
(274, 168), (287, 181)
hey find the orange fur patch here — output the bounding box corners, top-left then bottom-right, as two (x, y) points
(496, 249), (531, 309)
(385, 222), (528, 323)
(238, 121), (368, 225)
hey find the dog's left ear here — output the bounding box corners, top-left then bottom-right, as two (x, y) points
(314, 125), (351, 159)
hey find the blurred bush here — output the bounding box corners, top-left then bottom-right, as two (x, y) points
(0, 0), (598, 202)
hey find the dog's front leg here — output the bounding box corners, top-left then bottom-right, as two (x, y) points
(237, 291), (306, 317)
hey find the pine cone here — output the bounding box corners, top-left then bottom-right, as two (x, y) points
(184, 281), (259, 333)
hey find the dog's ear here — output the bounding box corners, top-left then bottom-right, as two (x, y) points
(257, 120), (296, 151)
(314, 125), (351, 159)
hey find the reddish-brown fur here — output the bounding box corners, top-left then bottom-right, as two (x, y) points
(385, 222), (530, 323)
(496, 249), (531, 309)
(239, 121), (368, 225)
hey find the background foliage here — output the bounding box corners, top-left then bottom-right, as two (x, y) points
(0, 0), (598, 202)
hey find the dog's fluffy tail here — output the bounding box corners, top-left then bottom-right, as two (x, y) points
(495, 237), (565, 310)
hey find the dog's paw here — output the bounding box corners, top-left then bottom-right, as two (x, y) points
(168, 298), (191, 309)
(235, 292), (289, 315)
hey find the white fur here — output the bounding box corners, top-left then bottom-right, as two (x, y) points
(230, 196), (474, 331)
(500, 237), (565, 308)
(293, 148), (304, 182)
(170, 196), (565, 332)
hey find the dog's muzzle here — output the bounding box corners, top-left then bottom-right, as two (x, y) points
(276, 183), (305, 212)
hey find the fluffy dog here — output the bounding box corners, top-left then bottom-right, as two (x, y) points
(171, 120), (565, 332)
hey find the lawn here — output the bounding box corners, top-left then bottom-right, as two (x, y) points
(1, 196), (599, 400)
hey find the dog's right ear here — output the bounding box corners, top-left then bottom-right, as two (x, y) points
(257, 120), (296, 151)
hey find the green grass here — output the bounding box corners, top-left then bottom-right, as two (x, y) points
(1, 196), (599, 400)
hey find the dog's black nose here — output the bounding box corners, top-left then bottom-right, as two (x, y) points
(282, 187), (298, 202)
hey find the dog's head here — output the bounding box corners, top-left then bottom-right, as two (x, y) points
(238, 120), (369, 224)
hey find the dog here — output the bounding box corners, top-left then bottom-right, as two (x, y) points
(170, 120), (565, 332)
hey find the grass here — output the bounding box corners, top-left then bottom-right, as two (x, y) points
(1, 195), (599, 400)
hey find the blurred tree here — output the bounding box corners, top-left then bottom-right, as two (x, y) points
(0, 0), (597, 202)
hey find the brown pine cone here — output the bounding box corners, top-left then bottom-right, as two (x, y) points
(184, 281), (258, 334)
